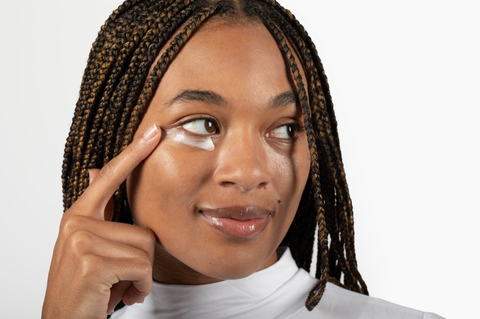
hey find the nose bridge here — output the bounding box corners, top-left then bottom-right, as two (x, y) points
(214, 127), (270, 191)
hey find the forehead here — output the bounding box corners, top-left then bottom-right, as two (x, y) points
(151, 20), (297, 106)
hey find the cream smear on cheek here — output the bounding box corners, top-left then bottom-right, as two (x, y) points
(164, 127), (215, 151)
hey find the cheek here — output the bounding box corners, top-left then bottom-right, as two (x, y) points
(264, 138), (310, 234)
(127, 142), (214, 225)
(267, 140), (310, 202)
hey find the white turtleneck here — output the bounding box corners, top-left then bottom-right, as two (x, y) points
(110, 247), (444, 319)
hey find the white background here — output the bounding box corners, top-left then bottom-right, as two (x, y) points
(1, 1), (478, 318)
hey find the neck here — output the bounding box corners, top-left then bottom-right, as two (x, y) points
(152, 245), (223, 285)
(152, 244), (279, 285)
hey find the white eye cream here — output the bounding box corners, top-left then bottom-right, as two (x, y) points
(165, 128), (215, 151)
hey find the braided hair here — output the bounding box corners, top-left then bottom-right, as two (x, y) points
(62, 0), (368, 310)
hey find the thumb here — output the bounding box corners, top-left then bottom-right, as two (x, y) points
(89, 169), (115, 221)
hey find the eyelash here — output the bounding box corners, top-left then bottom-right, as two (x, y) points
(268, 122), (305, 141)
(179, 117), (304, 141)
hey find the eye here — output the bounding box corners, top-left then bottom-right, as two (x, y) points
(181, 118), (219, 135)
(266, 122), (304, 139)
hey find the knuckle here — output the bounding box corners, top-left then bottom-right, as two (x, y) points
(143, 228), (156, 247)
(126, 139), (142, 156)
(68, 230), (94, 256)
(61, 215), (85, 238)
(99, 162), (117, 180)
(139, 252), (153, 275)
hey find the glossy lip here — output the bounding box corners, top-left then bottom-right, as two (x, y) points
(199, 206), (273, 239)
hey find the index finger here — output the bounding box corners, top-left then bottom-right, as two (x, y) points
(78, 124), (161, 218)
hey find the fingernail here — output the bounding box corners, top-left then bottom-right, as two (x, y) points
(143, 124), (159, 140)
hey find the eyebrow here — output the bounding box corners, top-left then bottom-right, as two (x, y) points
(164, 89), (299, 109)
(165, 90), (228, 108)
(269, 91), (299, 109)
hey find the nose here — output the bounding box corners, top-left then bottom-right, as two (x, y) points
(213, 132), (271, 192)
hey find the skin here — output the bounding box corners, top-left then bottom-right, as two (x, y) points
(43, 126), (161, 319)
(127, 20), (311, 284)
(42, 20), (310, 319)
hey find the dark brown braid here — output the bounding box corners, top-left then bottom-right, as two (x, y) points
(62, 0), (367, 311)
(250, 5), (332, 307)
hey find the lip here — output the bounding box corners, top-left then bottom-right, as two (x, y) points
(199, 206), (272, 239)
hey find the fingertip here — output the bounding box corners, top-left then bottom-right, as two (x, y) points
(121, 297), (144, 307)
(142, 124), (161, 141)
(82, 125), (161, 208)
(122, 281), (151, 307)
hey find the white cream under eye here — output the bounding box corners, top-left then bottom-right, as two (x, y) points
(165, 127), (215, 151)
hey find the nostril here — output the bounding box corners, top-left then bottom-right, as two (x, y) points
(220, 181), (236, 188)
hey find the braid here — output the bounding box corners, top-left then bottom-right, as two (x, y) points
(112, 5), (220, 221)
(246, 0), (368, 307)
(63, 0), (367, 311)
(252, 6), (331, 308)
(108, 1), (195, 160)
(263, 5), (367, 292)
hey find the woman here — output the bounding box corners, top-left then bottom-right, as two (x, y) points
(42, 0), (444, 318)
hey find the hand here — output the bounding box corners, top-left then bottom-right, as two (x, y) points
(42, 125), (161, 319)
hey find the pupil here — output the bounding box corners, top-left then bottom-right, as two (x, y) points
(205, 120), (216, 133)
(287, 125), (296, 138)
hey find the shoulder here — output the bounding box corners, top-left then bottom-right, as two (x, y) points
(292, 282), (445, 319)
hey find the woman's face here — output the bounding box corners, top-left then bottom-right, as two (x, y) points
(127, 20), (310, 284)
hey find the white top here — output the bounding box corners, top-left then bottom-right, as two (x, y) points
(111, 247), (444, 319)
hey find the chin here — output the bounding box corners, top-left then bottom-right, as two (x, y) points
(192, 246), (276, 280)
(156, 233), (281, 284)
